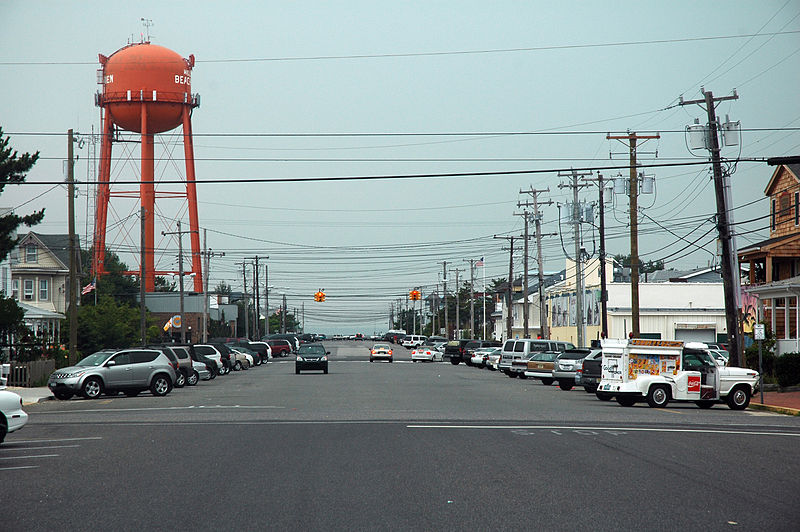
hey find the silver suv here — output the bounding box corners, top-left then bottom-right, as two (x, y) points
(47, 348), (176, 400)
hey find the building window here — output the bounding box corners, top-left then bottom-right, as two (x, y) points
(23, 279), (34, 300)
(12, 279), (19, 300)
(39, 278), (49, 301)
(26, 244), (37, 263)
(772, 199), (776, 230)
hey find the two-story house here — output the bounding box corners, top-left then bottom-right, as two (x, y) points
(11, 232), (80, 316)
(738, 164), (800, 355)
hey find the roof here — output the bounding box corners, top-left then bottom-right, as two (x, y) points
(738, 232), (800, 257)
(18, 301), (64, 320)
(19, 232), (81, 272)
(647, 267), (721, 283)
(764, 163), (800, 196)
(745, 275), (800, 298)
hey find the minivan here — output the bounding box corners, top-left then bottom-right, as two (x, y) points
(498, 339), (575, 375)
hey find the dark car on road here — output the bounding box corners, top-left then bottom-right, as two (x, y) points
(443, 339), (475, 365)
(296, 343), (329, 374)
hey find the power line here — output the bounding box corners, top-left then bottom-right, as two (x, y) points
(2, 30), (798, 66)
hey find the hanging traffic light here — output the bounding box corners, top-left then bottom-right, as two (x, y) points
(409, 289), (421, 301)
(314, 289), (326, 302)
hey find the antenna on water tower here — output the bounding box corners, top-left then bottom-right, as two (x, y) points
(141, 18), (153, 43)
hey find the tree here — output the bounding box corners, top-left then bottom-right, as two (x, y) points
(0, 128), (45, 356)
(74, 294), (158, 355)
(0, 127), (45, 263)
(214, 281), (232, 295)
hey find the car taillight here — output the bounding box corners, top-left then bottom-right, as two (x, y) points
(388, 350), (393, 355)
(371, 350), (376, 354)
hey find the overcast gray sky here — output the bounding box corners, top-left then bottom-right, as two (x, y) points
(2, 1), (799, 334)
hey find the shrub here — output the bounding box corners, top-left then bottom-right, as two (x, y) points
(744, 345), (776, 376)
(775, 352), (800, 388)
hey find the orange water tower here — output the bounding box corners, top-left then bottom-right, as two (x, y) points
(93, 41), (202, 292)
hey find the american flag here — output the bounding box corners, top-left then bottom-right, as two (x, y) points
(81, 278), (96, 295)
(475, 257), (484, 267)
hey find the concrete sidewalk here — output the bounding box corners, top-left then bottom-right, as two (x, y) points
(4, 386), (53, 405)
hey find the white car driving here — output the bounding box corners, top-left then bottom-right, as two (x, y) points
(411, 347), (442, 362)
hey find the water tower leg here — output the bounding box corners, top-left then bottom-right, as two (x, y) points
(93, 114), (113, 279)
(183, 107), (203, 293)
(141, 106), (156, 292)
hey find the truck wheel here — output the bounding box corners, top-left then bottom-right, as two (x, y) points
(507, 371), (517, 378)
(518, 373), (528, 379)
(616, 396), (636, 407)
(646, 385), (670, 408)
(726, 386), (751, 410)
(584, 386), (596, 393)
(695, 400), (715, 409)
(595, 391), (612, 401)
(559, 382), (573, 391)
(541, 378), (553, 386)
(450, 359), (460, 365)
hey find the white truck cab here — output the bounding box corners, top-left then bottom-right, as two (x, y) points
(598, 338), (759, 410)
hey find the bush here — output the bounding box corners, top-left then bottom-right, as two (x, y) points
(744, 345), (776, 376)
(775, 352), (800, 388)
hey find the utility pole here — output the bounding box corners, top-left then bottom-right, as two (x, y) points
(558, 170), (592, 346)
(607, 131), (660, 338)
(580, 174), (610, 338)
(162, 222), (197, 344)
(239, 262), (249, 339)
(494, 235), (517, 341)
(67, 130), (79, 362)
(679, 89), (741, 365)
(200, 230), (225, 342)
(520, 188), (554, 339)
(453, 268), (462, 339)
(465, 259), (475, 339)
(281, 293), (287, 333)
(253, 256), (260, 339)
(513, 210), (531, 338)
(264, 264), (270, 336)
(440, 261), (448, 338)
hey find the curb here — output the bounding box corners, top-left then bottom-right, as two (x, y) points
(749, 403), (800, 416)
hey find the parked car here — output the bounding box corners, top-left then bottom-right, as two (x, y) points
(245, 341), (273, 363)
(499, 339), (575, 374)
(151, 345), (196, 387)
(192, 360), (211, 381)
(296, 343), (329, 374)
(443, 339), (475, 365)
(266, 334), (301, 352)
(370, 343), (393, 362)
(522, 352), (560, 384)
(552, 348), (598, 390)
(484, 347), (503, 370)
(229, 348), (252, 370)
(191, 345), (226, 375)
(0, 388), (28, 443)
(463, 340), (502, 366)
(578, 349), (605, 396)
(266, 339), (292, 357)
(423, 336), (448, 346)
(47, 348), (176, 399)
(411, 346), (442, 362)
(188, 347), (217, 379)
(470, 346), (501, 368)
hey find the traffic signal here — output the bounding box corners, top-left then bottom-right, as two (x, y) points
(314, 290), (326, 302)
(409, 289), (421, 300)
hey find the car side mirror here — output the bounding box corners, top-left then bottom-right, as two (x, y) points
(106, 360), (116, 367)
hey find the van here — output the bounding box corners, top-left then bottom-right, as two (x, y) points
(499, 339), (575, 375)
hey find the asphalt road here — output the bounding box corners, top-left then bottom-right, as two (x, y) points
(4, 341), (800, 531)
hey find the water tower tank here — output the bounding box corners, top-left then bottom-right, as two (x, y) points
(99, 43), (194, 134)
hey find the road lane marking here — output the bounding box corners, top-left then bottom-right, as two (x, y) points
(1, 445), (81, 451)
(0, 466), (39, 471)
(0, 454), (60, 460)
(32, 405), (285, 415)
(8, 437), (103, 444)
(406, 425), (800, 437)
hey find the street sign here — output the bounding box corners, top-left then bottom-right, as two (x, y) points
(754, 324), (765, 341)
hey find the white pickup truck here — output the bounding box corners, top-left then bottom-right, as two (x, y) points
(597, 338), (759, 410)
